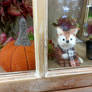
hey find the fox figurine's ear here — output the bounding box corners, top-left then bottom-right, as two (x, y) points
(56, 27), (63, 35)
(70, 28), (79, 35)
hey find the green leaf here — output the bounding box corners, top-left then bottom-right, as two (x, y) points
(29, 33), (34, 40)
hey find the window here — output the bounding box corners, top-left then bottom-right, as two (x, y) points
(0, 0), (92, 92)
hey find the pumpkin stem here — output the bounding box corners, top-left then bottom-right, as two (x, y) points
(15, 17), (31, 46)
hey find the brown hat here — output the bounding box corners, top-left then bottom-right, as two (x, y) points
(52, 17), (78, 31)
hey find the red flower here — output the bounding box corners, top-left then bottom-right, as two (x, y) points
(0, 33), (7, 44)
(0, 0), (11, 7)
(0, 0), (33, 38)
(27, 26), (34, 33)
(49, 40), (52, 44)
(0, 0), (33, 17)
(7, 4), (21, 16)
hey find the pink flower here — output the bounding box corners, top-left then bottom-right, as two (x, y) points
(27, 26), (34, 33)
(0, 33), (7, 44)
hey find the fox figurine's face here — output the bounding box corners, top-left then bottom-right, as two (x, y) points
(56, 27), (78, 51)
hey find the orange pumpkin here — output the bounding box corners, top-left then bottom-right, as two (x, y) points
(0, 17), (35, 72)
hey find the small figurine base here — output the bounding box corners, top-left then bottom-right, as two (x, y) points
(54, 46), (80, 67)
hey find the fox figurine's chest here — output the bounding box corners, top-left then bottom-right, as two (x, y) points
(58, 46), (76, 59)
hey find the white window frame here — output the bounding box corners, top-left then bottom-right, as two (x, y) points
(0, 0), (92, 92)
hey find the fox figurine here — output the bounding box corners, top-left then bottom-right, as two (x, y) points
(54, 27), (83, 67)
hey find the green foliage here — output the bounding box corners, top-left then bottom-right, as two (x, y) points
(89, 35), (92, 40)
(28, 33), (34, 41)
(88, 7), (92, 18)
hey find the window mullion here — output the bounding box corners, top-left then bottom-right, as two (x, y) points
(32, 0), (48, 78)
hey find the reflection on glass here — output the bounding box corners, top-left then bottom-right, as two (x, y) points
(88, 7), (92, 18)
(48, 0), (92, 69)
(86, 6), (92, 60)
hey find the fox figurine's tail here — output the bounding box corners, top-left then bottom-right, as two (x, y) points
(78, 57), (84, 64)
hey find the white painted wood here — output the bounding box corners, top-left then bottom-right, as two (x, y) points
(54, 86), (92, 92)
(32, 0), (48, 77)
(0, 0), (91, 92)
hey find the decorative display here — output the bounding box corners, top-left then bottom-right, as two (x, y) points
(0, 0), (33, 48)
(0, 17), (35, 72)
(54, 26), (83, 67)
(48, 16), (85, 68)
(47, 0), (92, 69)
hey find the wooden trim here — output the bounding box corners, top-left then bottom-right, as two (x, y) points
(54, 86), (92, 92)
(78, 0), (87, 37)
(32, 0), (48, 77)
(79, 0), (92, 40)
(0, 70), (92, 92)
(0, 0), (92, 92)
(84, 1), (89, 24)
(47, 67), (92, 77)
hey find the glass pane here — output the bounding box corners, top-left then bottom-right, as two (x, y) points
(85, 5), (92, 60)
(88, 7), (92, 18)
(0, 0), (35, 72)
(48, 0), (92, 70)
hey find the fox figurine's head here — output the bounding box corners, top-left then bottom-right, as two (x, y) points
(56, 27), (78, 50)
